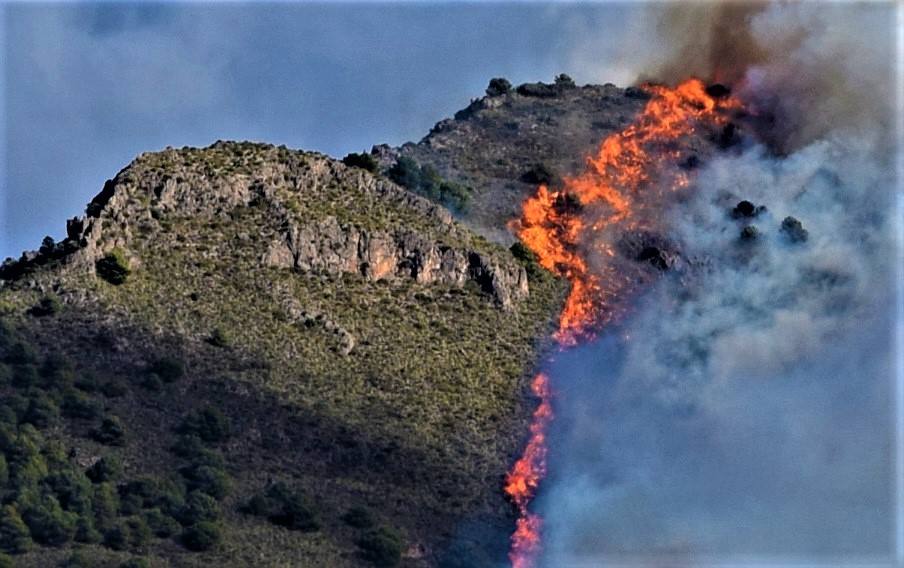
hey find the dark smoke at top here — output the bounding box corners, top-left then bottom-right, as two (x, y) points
(635, 2), (894, 154)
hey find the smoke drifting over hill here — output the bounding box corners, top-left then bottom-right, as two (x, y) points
(540, 2), (896, 564)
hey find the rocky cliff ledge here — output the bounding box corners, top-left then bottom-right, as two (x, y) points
(2, 141), (529, 308)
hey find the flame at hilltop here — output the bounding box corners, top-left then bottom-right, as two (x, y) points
(505, 79), (743, 568)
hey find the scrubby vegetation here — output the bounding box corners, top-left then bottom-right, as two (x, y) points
(485, 77), (512, 97)
(95, 250), (130, 285)
(342, 152), (380, 173)
(0, 141), (567, 566)
(388, 157), (472, 211)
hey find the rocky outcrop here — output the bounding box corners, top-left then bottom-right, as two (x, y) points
(264, 215), (528, 309)
(1, 141), (529, 310)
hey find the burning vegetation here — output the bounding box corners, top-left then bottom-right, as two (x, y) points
(505, 78), (745, 567)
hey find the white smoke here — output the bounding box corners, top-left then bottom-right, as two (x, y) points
(540, 2), (897, 564)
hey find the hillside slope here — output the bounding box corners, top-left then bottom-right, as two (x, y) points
(0, 141), (564, 567)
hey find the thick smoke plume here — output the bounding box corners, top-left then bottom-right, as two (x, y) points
(539, 2), (897, 564)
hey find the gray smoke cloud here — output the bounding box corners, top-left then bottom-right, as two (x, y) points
(540, 2), (897, 564)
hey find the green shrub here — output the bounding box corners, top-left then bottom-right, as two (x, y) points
(63, 550), (93, 568)
(0, 552), (13, 568)
(93, 416), (126, 446)
(11, 364), (38, 388)
(387, 157), (422, 191)
(0, 456), (7, 486)
(357, 526), (404, 567)
(124, 515), (151, 549)
(100, 380), (127, 398)
(21, 493), (77, 546)
(62, 389), (102, 420)
(0, 505), (31, 554)
(141, 374), (163, 392)
(144, 508), (180, 538)
(23, 392), (60, 428)
(171, 434), (205, 458)
(44, 469), (93, 512)
(182, 464), (230, 499)
(181, 520), (220, 551)
(206, 328), (231, 348)
(103, 521), (130, 551)
(520, 163), (558, 186)
(74, 514), (101, 544)
(485, 77), (512, 97)
(554, 73), (576, 88)
(342, 152), (380, 173)
(4, 342), (36, 365)
(86, 456), (122, 484)
(96, 249), (130, 285)
(74, 372), (100, 393)
(147, 357), (184, 383)
(0, 365), (10, 387)
(29, 295), (61, 317)
(91, 483), (120, 532)
(388, 158), (472, 212)
(342, 506), (375, 529)
(243, 482), (319, 532)
(178, 408), (230, 444)
(178, 491), (219, 526)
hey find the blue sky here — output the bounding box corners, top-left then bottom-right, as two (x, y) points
(1, 1), (638, 259)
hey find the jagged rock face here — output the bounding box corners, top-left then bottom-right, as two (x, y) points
(264, 215), (528, 309)
(5, 141), (528, 309)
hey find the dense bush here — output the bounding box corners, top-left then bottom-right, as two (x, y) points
(342, 506), (375, 529)
(181, 520), (221, 551)
(0, 505), (32, 553)
(20, 493), (77, 546)
(515, 82), (557, 98)
(62, 389), (102, 420)
(178, 491), (220, 527)
(95, 249), (131, 285)
(178, 408), (231, 444)
(387, 158), (472, 211)
(485, 77), (512, 97)
(23, 392), (60, 428)
(342, 152), (380, 173)
(86, 456), (122, 483)
(103, 521), (130, 551)
(243, 482), (319, 532)
(357, 526), (404, 567)
(29, 295), (61, 317)
(206, 327), (231, 348)
(520, 163), (558, 186)
(554, 73), (576, 88)
(146, 357), (184, 383)
(93, 416), (126, 446)
(4, 342), (36, 365)
(144, 508), (180, 538)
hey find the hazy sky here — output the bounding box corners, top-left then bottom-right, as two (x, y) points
(1, 1), (639, 259)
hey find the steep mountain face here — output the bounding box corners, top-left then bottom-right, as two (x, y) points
(384, 79), (648, 241)
(0, 77), (655, 568)
(0, 140), (564, 567)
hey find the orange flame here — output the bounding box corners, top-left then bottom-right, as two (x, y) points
(514, 78), (741, 344)
(505, 79), (742, 567)
(504, 372), (552, 568)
